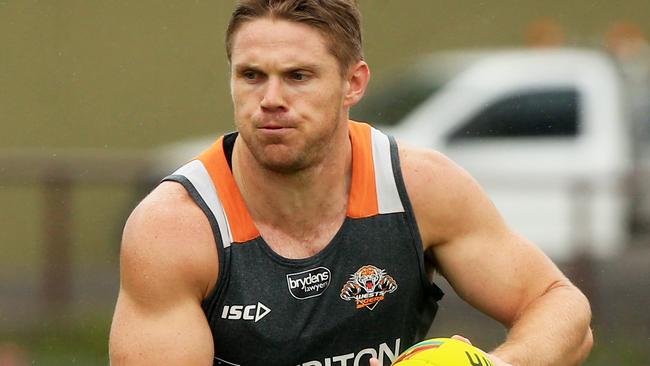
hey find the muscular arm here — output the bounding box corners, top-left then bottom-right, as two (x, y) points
(109, 182), (218, 365)
(401, 146), (593, 366)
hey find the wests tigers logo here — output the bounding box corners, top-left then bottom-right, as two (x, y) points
(340, 265), (398, 311)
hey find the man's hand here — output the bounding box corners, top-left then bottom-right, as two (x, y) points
(488, 354), (515, 366)
(452, 335), (514, 366)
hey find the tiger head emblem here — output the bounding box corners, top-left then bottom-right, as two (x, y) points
(340, 265), (398, 310)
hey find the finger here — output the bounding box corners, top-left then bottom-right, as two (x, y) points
(451, 334), (472, 345)
(369, 357), (380, 366)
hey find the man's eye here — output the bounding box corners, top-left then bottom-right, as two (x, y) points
(290, 72), (307, 81)
(242, 71), (257, 80)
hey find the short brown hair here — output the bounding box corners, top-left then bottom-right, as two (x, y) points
(226, 0), (363, 74)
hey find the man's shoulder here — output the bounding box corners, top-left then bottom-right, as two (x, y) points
(397, 143), (475, 195)
(126, 181), (206, 236)
(396, 142), (496, 246)
(120, 181), (218, 301)
(145, 180), (198, 207)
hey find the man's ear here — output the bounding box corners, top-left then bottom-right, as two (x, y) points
(343, 61), (370, 107)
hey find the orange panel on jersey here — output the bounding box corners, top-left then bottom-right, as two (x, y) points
(347, 121), (379, 218)
(198, 138), (260, 243)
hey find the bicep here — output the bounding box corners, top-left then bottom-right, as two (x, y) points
(434, 226), (566, 326)
(109, 289), (214, 366)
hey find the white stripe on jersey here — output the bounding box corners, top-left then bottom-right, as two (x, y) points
(370, 127), (405, 214)
(173, 160), (234, 248)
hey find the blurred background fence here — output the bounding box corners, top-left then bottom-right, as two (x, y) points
(0, 150), (148, 315)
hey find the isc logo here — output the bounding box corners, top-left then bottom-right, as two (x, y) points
(221, 302), (271, 323)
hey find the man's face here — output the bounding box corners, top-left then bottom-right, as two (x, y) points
(230, 18), (350, 173)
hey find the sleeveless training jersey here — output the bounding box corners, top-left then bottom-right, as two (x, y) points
(163, 121), (443, 366)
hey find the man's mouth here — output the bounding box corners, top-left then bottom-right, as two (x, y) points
(261, 124), (284, 130)
(258, 122), (295, 132)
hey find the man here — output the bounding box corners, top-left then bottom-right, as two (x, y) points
(109, 1), (593, 365)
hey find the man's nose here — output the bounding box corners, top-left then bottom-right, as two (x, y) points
(260, 77), (287, 112)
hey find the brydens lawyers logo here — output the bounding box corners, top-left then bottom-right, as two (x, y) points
(286, 266), (331, 300)
(340, 265), (397, 311)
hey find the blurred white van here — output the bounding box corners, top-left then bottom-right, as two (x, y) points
(353, 48), (637, 261)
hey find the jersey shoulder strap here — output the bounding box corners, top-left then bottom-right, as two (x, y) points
(348, 120), (405, 218)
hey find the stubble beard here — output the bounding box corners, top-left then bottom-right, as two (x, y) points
(252, 141), (315, 174)
(239, 117), (342, 175)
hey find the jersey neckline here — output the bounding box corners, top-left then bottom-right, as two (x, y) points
(197, 121), (381, 245)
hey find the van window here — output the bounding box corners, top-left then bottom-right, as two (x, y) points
(447, 89), (579, 142)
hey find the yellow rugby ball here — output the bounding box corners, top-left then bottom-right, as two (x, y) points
(392, 338), (494, 366)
